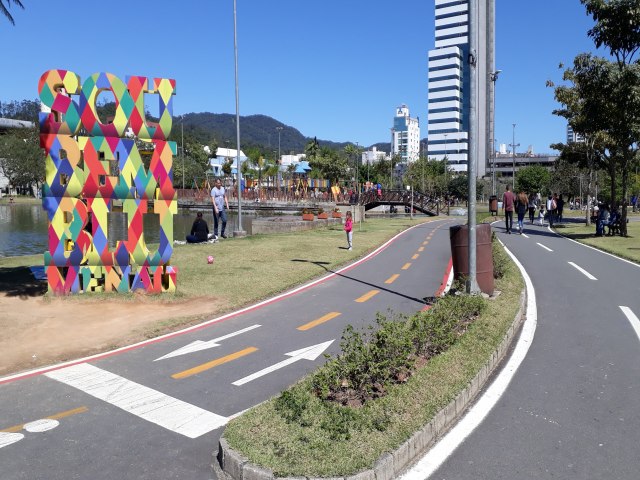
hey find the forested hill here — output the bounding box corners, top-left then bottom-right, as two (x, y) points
(0, 99), (386, 153)
(180, 112), (351, 153)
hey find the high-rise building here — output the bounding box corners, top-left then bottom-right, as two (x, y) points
(426, 0), (495, 177)
(391, 104), (420, 163)
(567, 124), (584, 144)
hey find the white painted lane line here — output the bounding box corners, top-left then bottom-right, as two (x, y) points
(399, 241), (537, 480)
(568, 262), (597, 280)
(537, 242), (553, 252)
(45, 363), (227, 438)
(620, 307), (640, 342)
(521, 233), (530, 238)
(0, 432), (24, 449)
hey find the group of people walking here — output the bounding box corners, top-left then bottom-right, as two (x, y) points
(502, 186), (564, 234)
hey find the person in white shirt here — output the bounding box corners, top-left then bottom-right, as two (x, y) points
(210, 178), (230, 239)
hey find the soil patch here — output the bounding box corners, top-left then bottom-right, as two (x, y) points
(0, 292), (223, 377)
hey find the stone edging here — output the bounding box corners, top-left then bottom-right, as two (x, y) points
(213, 289), (527, 480)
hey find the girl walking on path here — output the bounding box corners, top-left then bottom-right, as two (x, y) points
(344, 210), (353, 250)
(528, 193), (537, 224)
(516, 190), (528, 234)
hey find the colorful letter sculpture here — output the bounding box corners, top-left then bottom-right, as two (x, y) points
(39, 70), (178, 294)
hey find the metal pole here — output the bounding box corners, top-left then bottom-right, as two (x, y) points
(181, 116), (184, 191)
(233, 0), (245, 236)
(276, 126), (282, 193)
(490, 71), (501, 195)
(511, 123), (518, 190)
(467, 0), (480, 294)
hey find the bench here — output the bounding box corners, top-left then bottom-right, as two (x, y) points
(607, 217), (628, 236)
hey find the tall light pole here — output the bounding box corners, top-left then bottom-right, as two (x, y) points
(181, 114), (185, 191)
(232, 0), (245, 236)
(489, 70), (501, 195)
(509, 123), (520, 190)
(276, 126), (283, 192)
(355, 141), (359, 193)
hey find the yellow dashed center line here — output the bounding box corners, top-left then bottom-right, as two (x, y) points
(1, 406), (89, 433)
(412, 254), (420, 260)
(298, 312), (341, 331)
(385, 274), (400, 284)
(172, 347), (258, 379)
(423, 241), (429, 245)
(355, 290), (380, 303)
(402, 263), (412, 270)
(418, 247), (425, 252)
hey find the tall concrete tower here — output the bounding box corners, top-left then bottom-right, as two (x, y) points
(426, 0), (495, 177)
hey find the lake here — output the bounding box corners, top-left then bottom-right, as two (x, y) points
(0, 204), (257, 257)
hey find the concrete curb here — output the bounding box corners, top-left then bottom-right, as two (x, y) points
(213, 288), (527, 480)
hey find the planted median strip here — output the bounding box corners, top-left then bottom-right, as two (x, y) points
(220, 236), (523, 478)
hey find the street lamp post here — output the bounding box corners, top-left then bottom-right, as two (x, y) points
(509, 123), (520, 190)
(444, 133), (449, 215)
(489, 70), (502, 195)
(181, 115), (185, 191)
(276, 126), (283, 192)
(232, 0), (245, 236)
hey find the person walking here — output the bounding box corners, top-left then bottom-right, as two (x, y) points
(528, 193), (537, 224)
(186, 212), (209, 243)
(344, 210), (353, 250)
(557, 194), (565, 223)
(516, 190), (528, 234)
(211, 178), (229, 239)
(502, 184), (516, 234)
(546, 194), (556, 227)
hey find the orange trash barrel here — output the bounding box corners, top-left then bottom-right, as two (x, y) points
(489, 195), (498, 214)
(449, 224), (494, 295)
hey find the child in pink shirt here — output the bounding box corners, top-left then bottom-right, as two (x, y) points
(344, 210), (353, 250)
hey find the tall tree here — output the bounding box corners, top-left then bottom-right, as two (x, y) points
(552, 0), (640, 234)
(515, 165), (552, 197)
(0, 0), (24, 26)
(0, 127), (44, 193)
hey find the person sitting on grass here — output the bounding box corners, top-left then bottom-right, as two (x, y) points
(186, 212), (209, 243)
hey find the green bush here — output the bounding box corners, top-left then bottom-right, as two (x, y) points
(492, 233), (511, 279)
(307, 296), (486, 411)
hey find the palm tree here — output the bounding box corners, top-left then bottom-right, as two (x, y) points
(1, 0), (24, 25)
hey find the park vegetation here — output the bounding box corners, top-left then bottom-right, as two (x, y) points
(549, 0), (640, 235)
(223, 236), (521, 477)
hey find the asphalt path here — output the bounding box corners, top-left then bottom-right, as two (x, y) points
(0, 218), (456, 480)
(418, 218), (640, 480)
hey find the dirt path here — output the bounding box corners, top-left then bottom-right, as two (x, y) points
(0, 292), (224, 377)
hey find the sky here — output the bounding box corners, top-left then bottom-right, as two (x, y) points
(0, 0), (601, 154)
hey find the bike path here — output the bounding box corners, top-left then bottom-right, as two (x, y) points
(418, 220), (640, 479)
(0, 218), (457, 480)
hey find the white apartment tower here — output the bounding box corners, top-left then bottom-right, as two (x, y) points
(391, 105), (420, 163)
(427, 0), (494, 176)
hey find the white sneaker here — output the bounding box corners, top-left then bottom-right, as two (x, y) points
(348, 247), (352, 250)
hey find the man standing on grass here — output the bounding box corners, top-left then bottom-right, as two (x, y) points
(502, 184), (515, 234)
(211, 178), (229, 239)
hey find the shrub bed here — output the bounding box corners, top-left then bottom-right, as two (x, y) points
(223, 236), (523, 477)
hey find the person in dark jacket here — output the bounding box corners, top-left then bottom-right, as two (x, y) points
(186, 212), (209, 243)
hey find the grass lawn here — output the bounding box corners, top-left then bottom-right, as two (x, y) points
(0, 216), (434, 309)
(554, 219), (640, 264)
(223, 243), (524, 477)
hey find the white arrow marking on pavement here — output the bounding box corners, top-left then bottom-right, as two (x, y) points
(0, 432), (24, 450)
(568, 262), (597, 280)
(232, 340), (334, 386)
(620, 307), (640, 342)
(154, 324), (261, 361)
(536, 242), (553, 252)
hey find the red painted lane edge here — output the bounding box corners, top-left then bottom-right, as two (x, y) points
(422, 257), (453, 312)
(0, 220), (445, 386)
